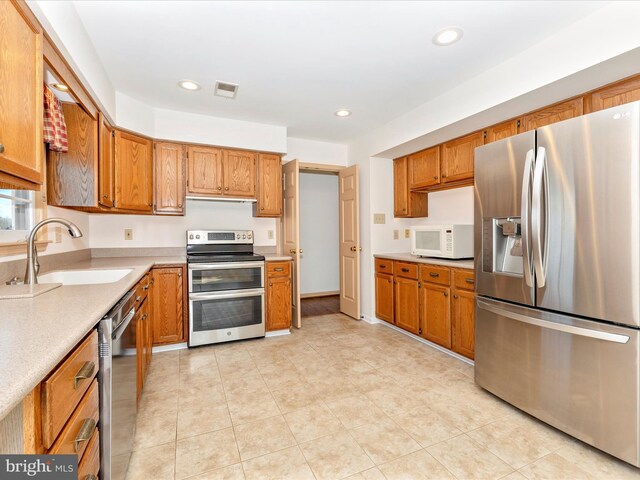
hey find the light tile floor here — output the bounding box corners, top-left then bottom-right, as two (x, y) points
(127, 314), (640, 480)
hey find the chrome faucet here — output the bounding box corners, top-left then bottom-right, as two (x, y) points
(24, 218), (83, 285)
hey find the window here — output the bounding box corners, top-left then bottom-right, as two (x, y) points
(0, 190), (36, 243)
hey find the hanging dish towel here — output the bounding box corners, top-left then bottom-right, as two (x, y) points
(43, 84), (68, 152)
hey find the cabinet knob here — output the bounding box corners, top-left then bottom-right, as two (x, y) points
(403, 208), (406, 212)
(454, 294), (459, 299)
(269, 281), (273, 287)
(261, 207), (264, 210)
(217, 186), (222, 190)
(442, 175), (447, 178)
(225, 187), (229, 191)
(178, 203), (183, 208)
(103, 194), (108, 199)
(444, 292), (449, 297)
(0, 144), (4, 154)
(433, 176), (438, 180)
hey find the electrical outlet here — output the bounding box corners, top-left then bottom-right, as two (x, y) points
(373, 213), (386, 225)
(405, 229), (410, 239)
(393, 229), (399, 240)
(124, 229), (133, 241)
(268, 230), (274, 240)
(55, 226), (62, 243)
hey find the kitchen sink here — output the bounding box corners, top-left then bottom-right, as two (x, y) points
(37, 268), (133, 285)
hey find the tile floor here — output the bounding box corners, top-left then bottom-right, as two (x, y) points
(127, 314), (640, 480)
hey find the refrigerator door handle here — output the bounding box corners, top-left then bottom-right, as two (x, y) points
(476, 299), (630, 344)
(521, 149), (535, 287)
(531, 146), (548, 288)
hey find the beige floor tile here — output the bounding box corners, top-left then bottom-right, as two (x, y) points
(234, 415), (296, 461)
(350, 418), (421, 465)
(180, 366), (223, 388)
(177, 403), (232, 439)
(242, 445), (315, 480)
(175, 428), (241, 479)
(325, 395), (388, 429)
(184, 463), (245, 479)
(500, 472), (528, 480)
(261, 369), (305, 391)
(365, 386), (423, 416)
(227, 392), (281, 426)
(554, 440), (640, 479)
(222, 373), (268, 394)
(284, 402), (344, 443)
(126, 442), (176, 480)
(142, 370), (180, 394)
(133, 409), (177, 450)
(377, 449), (455, 480)
(518, 452), (593, 480)
(344, 467), (386, 479)
(300, 430), (374, 480)
(271, 383), (323, 413)
(392, 409), (462, 448)
(427, 434), (513, 480)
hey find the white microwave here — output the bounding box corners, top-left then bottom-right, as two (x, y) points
(410, 224), (474, 259)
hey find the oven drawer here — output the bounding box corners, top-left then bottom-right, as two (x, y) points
(189, 262), (264, 293)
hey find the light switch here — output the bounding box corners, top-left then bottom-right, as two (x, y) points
(405, 229), (410, 239)
(268, 230), (274, 240)
(393, 229), (399, 240)
(373, 213), (386, 225)
(124, 229), (133, 241)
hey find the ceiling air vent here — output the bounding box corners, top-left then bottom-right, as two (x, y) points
(214, 81), (239, 99)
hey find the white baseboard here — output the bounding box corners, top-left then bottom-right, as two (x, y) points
(300, 291), (340, 299)
(152, 342), (188, 353)
(361, 315), (381, 324)
(265, 329), (291, 337)
(372, 317), (474, 366)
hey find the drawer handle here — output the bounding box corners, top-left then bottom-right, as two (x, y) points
(136, 295), (142, 303)
(401, 268), (410, 273)
(274, 267), (284, 272)
(74, 418), (96, 453)
(74, 361), (95, 389)
(143, 284), (150, 291)
(85, 475), (97, 480)
(429, 272), (439, 278)
(465, 278), (474, 284)
(379, 265), (386, 269)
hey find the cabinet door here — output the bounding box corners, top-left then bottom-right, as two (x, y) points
(420, 283), (451, 349)
(187, 145), (222, 196)
(266, 276), (292, 331)
(151, 267), (185, 345)
(409, 147), (440, 189)
(222, 150), (256, 197)
(154, 142), (185, 215)
(588, 75), (640, 113)
(485, 119), (520, 144)
(0, 1), (43, 186)
(114, 130), (153, 212)
(441, 131), (483, 184)
(452, 289), (475, 359)
(394, 157), (409, 216)
(394, 277), (420, 335)
(254, 153), (282, 216)
(375, 272), (394, 324)
(98, 113), (115, 207)
(521, 98), (583, 132)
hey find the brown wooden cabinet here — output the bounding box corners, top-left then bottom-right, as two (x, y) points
(98, 113), (115, 207)
(420, 283), (451, 349)
(521, 98), (583, 132)
(114, 130), (153, 212)
(394, 276), (420, 335)
(0, 0), (43, 188)
(485, 119), (520, 144)
(154, 142), (185, 215)
(375, 258), (394, 324)
(587, 74), (640, 113)
(254, 153), (282, 217)
(222, 149), (256, 197)
(394, 157), (428, 218)
(151, 266), (186, 345)
(441, 131), (484, 185)
(408, 147), (440, 189)
(135, 296), (150, 401)
(452, 289), (475, 359)
(187, 145), (223, 196)
(266, 261), (292, 331)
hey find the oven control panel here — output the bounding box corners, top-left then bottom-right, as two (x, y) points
(187, 230), (254, 245)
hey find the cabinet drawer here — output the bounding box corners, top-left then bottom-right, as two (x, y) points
(375, 258), (393, 274)
(394, 261), (418, 280)
(135, 272), (151, 306)
(48, 379), (99, 459)
(266, 261), (291, 278)
(453, 269), (475, 291)
(42, 331), (98, 449)
(420, 265), (450, 286)
(77, 427), (100, 480)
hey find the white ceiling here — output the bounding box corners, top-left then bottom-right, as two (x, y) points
(72, 1), (606, 143)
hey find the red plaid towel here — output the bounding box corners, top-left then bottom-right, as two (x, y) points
(43, 85), (68, 152)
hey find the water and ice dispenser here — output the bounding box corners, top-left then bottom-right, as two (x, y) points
(482, 218), (524, 276)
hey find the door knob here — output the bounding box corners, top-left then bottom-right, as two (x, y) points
(290, 249), (297, 254)
(350, 246), (357, 252)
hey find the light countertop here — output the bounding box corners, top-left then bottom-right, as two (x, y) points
(0, 255), (185, 421)
(374, 252), (474, 270)
(264, 254), (293, 261)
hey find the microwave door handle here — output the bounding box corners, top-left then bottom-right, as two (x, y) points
(521, 149), (535, 287)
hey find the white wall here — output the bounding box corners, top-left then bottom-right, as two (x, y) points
(299, 173), (339, 295)
(284, 137), (348, 166)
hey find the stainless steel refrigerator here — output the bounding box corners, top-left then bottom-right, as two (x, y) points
(474, 101), (640, 467)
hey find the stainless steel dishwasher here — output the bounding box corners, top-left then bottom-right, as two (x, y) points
(98, 289), (137, 480)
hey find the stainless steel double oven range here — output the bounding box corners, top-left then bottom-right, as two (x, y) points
(187, 230), (266, 347)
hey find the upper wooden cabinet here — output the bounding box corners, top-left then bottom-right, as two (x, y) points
(254, 153), (282, 217)
(98, 113), (115, 208)
(222, 150), (256, 197)
(187, 145), (223, 196)
(114, 130), (153, 212)
(441, 131), (484, 184)
(154, 142), (185, 215)
(47, 103), (98, 207)
(394, 157), (428, 218)
(0, 1), (43, 188)
(151, 266), (185, 345)
(485, 119), (520, 144)
(587, 74), (640, 113)
(521, 98), (583, 132)
(408, 147), (440, 189)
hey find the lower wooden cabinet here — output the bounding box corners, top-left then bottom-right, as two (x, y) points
(135, 295), (150, 401)
(420, 283), (451, 349)
(151, 266), (186, 345)
(266, 261), (292, 331)
(394, 277), (420, 335)
(452, 288), (475, 359)
(375, 271), (394, 323)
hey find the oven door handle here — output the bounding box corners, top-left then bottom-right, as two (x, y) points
(188, 262), (265, 270)
(190, 289), (265, 301)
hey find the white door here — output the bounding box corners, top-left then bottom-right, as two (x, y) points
(282, 159), (301, 328)
(339, 165), (360, 319)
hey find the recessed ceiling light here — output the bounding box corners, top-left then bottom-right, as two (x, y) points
(50, 83), (69, 92)
(432, 27), (463, 46)
(335, 109), (352, 117)
(178, 80), (201, 91)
